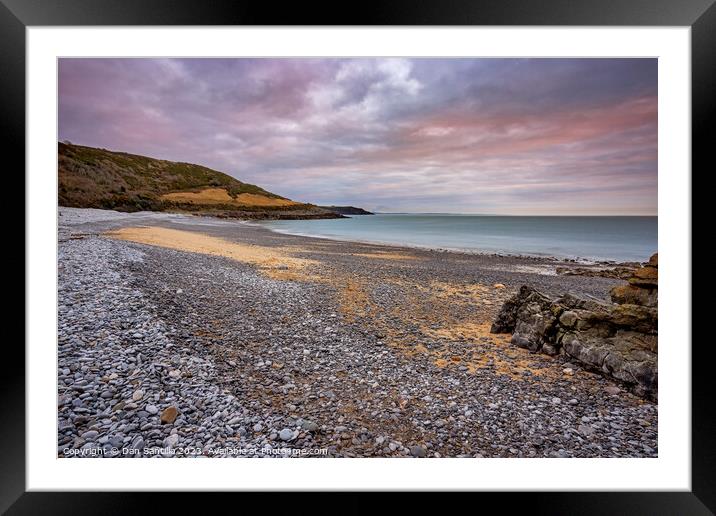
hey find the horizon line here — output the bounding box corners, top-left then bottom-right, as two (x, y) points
(354, 211), (658, 217)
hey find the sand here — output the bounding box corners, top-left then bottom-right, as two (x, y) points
(107, 226), (316, 279)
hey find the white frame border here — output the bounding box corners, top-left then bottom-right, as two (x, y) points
(27, 26), (690, 491)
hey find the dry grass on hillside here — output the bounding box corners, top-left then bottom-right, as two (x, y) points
(160, 188), (299, 207)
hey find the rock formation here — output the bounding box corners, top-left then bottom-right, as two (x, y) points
(491, 253), (658, 399)
(610, 253), (657, 307)
(555, 265), (635, 280)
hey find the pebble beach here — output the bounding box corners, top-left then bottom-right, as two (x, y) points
(57, 207), (657, 458)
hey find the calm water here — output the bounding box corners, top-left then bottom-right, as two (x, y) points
(257, 214), (657, 262)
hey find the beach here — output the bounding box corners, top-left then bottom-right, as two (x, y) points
(58, 207), (657, 458)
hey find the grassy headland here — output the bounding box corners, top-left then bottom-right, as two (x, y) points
(58, 142), (340, 219)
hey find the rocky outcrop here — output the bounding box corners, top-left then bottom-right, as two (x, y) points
(556, 265), (635, 280)
(610, 253), (657, 307)
(318, 205), (374, 215)
(490, 287), (563, 355)
(491, 253), (658, 399)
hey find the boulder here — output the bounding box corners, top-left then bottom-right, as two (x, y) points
(490, 285), (551, 334)
(628, 265), (658, 288)
(612, 253), (658, 304)
(511, 288), (562, 354)
(610, 284), (657, 307)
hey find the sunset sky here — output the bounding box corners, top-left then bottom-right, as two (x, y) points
(59, 58), (657, 215)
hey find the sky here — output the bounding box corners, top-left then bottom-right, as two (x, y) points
(58, 58), (657, 215)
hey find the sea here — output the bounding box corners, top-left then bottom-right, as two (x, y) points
(257, 214), (657, 263)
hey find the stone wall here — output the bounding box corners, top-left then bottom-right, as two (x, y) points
(491, 254), (658, 399)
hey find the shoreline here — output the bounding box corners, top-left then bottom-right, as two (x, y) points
(58, 207), (657, 458)
(251, 222), (636, 266)
(61, 206), (649, 267)
(246, 216), (652, 267)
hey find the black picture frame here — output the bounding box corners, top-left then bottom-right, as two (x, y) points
(6, 0), (711, 512)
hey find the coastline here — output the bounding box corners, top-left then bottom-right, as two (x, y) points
(253, 224), (614, 266)
(61, 206), (646, 266)
(244, 219), (637, 267)
(251, 217), (654, 266)
(58, 207), (657, 458)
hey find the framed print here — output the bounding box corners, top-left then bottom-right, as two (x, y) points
(7, 0), (713, 511)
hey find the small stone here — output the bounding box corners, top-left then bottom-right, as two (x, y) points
(132, 390), (144, 401)
(551, 397), (561, 405)
(160, 406), (179, 424)
(493, 283), (506, 289)
(253, 423), (263, 432)
(145, 404), (159, 415)
(81, 430), (99, 440)
(100, 390), (113, 399)
(604, 385), (621, 395)
(301, 420), (319, 432)
(164, 434), (179, 449)
(563, 368), (574, 376)
(578, 424), (595, 436)
(410, 445), (427, 457)
(130, 437), (145, 451)
(279, 428), (294, 441)
(168, 370), (181, 378)
(176, 289), (183, 295)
